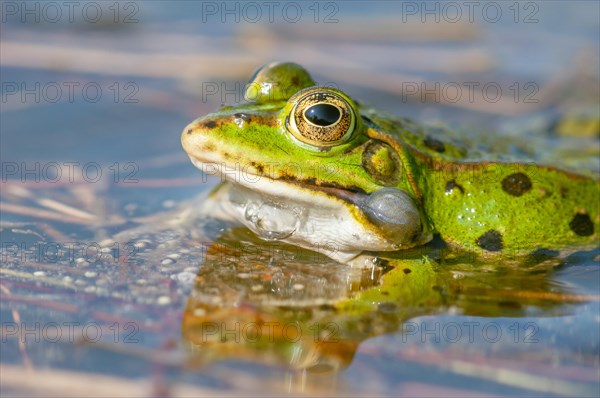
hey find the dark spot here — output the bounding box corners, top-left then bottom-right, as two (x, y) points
(373, 257), (388, 267)
(186, 128), (193, 135)
(560, 186), (568, 199)
(204, 143), (215, 152)
(501, 172), (532, 196)
(234, 112), (251, 122)
(279, 173), (297, 181)
(318, 304), (336, 311)
(476, 230), (503, 252)
(203, 120), (217, 129)
(497, 300), (522, 309)
(569, 213), (594, 236)
(249, 161), (264, 174)
(300, 179), (367, 195)
(424, 136), (445, 153)
(403, 268), (412, 274)
(524, 248), (560, 266)
(445, 179), (464, 194)
(531, 248), (560, 259)
(361, 115), (374, 124)
(381, 291), (389, 296)
(374, 258), (394, 275)
(291, 75), (300, 86)
(377, 302), (397, 313)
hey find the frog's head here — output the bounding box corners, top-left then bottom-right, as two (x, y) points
(182, 62), (432, 261)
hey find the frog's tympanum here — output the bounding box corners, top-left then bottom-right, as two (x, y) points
(182, 62), (599, 263)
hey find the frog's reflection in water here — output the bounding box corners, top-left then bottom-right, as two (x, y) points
(181, 228), (586, 391)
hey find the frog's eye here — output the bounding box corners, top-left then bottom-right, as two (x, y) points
(287, 89), (356, 147)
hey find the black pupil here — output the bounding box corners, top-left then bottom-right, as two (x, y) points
(304, 104), (340, 126)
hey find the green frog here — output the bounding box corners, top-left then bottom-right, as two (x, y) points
(181, 62), (599, 263)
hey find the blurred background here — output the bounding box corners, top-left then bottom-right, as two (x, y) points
(1, 1), (599, 397)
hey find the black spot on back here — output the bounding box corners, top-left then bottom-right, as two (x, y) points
(186, 129), (193, 135)
(424, 136), (446, 153)
(501, 172), (532, 196)
(203, 120), (217, 129)
(569, 213), (594, 236)
(445, 179), (464, 194)
(403, 268), (412, 274)
(559, 186), (568, 199)
(476, 230), (503, 252)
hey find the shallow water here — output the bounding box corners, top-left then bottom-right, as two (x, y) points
(1, 2), (599, 396)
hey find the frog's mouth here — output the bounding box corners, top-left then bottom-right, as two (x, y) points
(187, 155), (366, 207)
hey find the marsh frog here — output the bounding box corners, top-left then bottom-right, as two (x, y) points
(181, 62), (599, 263)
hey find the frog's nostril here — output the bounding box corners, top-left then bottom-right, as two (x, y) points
(202, 120), (217, 129)
(181, 121), (203, 152)
(182, 121), (198, 137)
(183, 118), (217, 137)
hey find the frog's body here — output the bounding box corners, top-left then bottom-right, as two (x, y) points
(182, 62), (599, 262)
(368, 112), (599, 255)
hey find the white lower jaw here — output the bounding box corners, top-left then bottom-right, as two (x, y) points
(188, 156), (397, 262)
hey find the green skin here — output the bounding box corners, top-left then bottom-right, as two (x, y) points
(182, 62), (599, 257)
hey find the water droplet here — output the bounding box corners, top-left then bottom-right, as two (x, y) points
(244, 202), (261, 223)
(244, 201), (298, 241)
